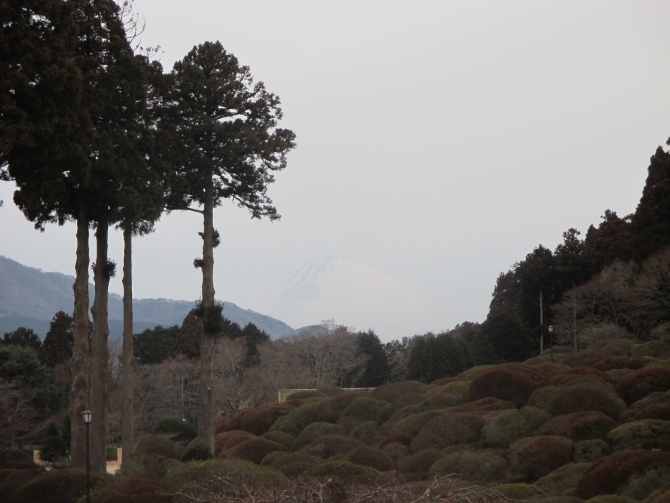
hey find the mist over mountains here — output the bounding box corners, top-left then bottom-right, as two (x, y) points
(0, 256), (296, 339)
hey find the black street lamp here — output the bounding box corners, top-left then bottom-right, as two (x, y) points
(548, 326), (554, 362)
(82, 410), (92, 503)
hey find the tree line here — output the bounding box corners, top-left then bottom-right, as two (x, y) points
(0, 0), (294, 472)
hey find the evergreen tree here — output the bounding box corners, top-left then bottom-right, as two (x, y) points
(172, 309), (203, 358)
(1, 327), (41, 350)
(134, 325), (179, 364)
(354, 330), (391, 387)
(164, 41), (295, 454)
(42, 312), (74, 366)
(240, 323), (270, 366)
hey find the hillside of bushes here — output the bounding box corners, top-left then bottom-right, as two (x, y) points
(4, 334), (670, 502)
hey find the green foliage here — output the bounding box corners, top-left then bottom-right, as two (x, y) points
(621, 466), (670, 501)
(240, 323), (270, 365)
(513, 435), (574, 480)
(546, 382), (626, 420)
(369, 381), (426, 402)
(406, 332), (474, 383)
(573, 439), (610, 463)
(615, 365), (670, 406)
(39, 423), (68, 463)
(607, 419), (670, 452)
(428, 450), (508, 483)
(292, 422), (344, 450)
(484, 309), (536, 362)
(298, 435), (363, 459)
(316, 392), (366, 423)
(262, 452), (324, 477)
(304, 460), (378, 479)
(42, 312), (73, 366)
(349, 421), (379, 445)
(221, 438), (287, 464)
(194, 301), (225, 336)
(535, 462), (592, 496)
(482, 408), (536, 446)
(495, 483), (548, 500)
(96, 473), (170, 503)
(410, 413), (484, 452)
(354, 330), (392, 387)
(397, 449), (441, 476)
(172, 310), (202, 358)
(135, 435), (180, 459)
(152, 418), (197, 446)
(391, 410), (444, 438)
(215, 430), (256, 456)
(285, 390), (326, 400)
(1, 328), (41, 351)
(467, 362), (553, 407)
(537, 411), (618, 441)
(9, 468), (97, 503)
(271, 401), (321, 435)
(340, 397), (388, 422)
(134, 325), (179, 364)
(344, 446), (393, 472)
(181, 438), (213, 462)
(261, 431), (294, 449)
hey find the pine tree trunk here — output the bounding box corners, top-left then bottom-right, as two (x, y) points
(71, 205), (90, 470)
(121, 223), (134, 458)
(91, 216), (110, 474)
(198, 177), (216, 454)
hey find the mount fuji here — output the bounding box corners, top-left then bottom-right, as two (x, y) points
(251, 257), (449, 340)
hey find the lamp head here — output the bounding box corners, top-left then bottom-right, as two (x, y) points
(82, 409), (92, 424)
(548, 325), (554, 333)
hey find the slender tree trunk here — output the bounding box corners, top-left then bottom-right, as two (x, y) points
(121, 222), (134, 459)
(198, 177), (216, 454)
(71, 205), (90, 470)
(91, 216), (110, 474)
(539, 290), (544, 354)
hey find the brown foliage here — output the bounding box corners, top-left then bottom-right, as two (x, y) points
(0, 467), (44, 500)
(344, 446), (394, 472)
(575, 450), (670, 499)
(573, 439), (610, 462)
(615, 365), (670, 406)
(214, 430), (256, 456)
(536, 411), (618, 441)
(221, 438), (288, 464)
(215, 409), (244, 434)
(410, 413), (484, 452)
(238, 404), (294, 436)
(397, 449), (441, 476)
(368, 381), (425, 403)
(515, 435), (574, 480)
(594, 356), (649, 372)
(430, 377), (463, 386)
(533, 362), (572, 374)
(456, 397), (516, 415)
(286, 390), (326, 400)
(553, 366), (616, 385)
(637, 403), (670, 420)
(299, 434), (363, 459)
(467, 363), (553, 407)
(97, 474), (170, 503)
(378, 432), (413, 449)
(135, 435), (180, 459)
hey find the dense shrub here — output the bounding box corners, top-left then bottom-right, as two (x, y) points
(315, 392), (365, 423)
(378, 432), (413, 449)
(344, 446), (393, 472)
(303, 460), (378, 479)
(368, 381), (425, 402)
(389, 393), (426, 414)
(615, 365), (670, 406)
(573, 439), (610, 462)
(286, 390), (326, 400)
(349, 421), (379, 445)
(375, 403), (394, 425)
(585, 496), (635, 503)
(553, 366), (616, 385)
(119, 453), (182, 478)
(339, 397), (388, 422)
(391, 410), (444, 437)
(299, 434), (363, 459)
(0, 450), (31, 465)
(607, 419), (670, 452)
(181, 438), (212, 462)
(382, 442), (409, 461)
(151, 418), (197, 446)
(10, 468), (101, 503)
(637, 403), (670, 420)
(238, 404), (293, 436)
(430, 377), (463, 386)
(292, 422), (344, 450)
(163, 459), (287, 498)
(536, 411), (618, 441)
(575, 450), (670, 499)
(533, 362), (572, 374)
(528, 385), (559, 410)
(271, 401), (321, 434)
(482, 408), (537, 446)
(514, 435), (574, 480)
(457, 397), (516, 415)
(0, 467), (45, 500)
(621, 466), (670, 501)
(214, 430), (255, 456)
(397, 449), (441, 476)
(630, 340), (669, 358)
(215, 409), (244, 434)
(546, 382), (626, 420)
(428, 450), (508, 483)
(410, 413), (484, 452)
(222, 438), (288, 464)
(467, 363), (553, 407)
(535, 462), (592, 495)
(594, 356), (649, 372)
(645, 486), (670, 503)
(262, 451), (323, 477)
(456, 365), (492, 380)
(495, 483), (548, 500)
(261, 431), (294, 449)
(135, 435), (180, 459)
(335, 417), (360, 435)
(97, 473), (170, 503)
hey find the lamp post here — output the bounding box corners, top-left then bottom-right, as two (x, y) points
(82, 410), (92, 503)
(548, 326), (554, 362)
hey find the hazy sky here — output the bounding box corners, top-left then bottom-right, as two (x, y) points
(2, 1), (670, 339)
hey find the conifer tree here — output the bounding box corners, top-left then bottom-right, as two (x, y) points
(165, 41), (295, 453)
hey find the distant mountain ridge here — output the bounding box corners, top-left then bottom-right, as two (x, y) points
(0, 256), (296, 339)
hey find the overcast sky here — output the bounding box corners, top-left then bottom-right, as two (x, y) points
(2, 1), (670, 339)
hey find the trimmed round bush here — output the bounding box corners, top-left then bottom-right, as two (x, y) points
(482, 408), (536, 446)
(304, 460), (378, 479)
(575, 450), (670, 499)
(428, 450), (508, 483)
(607, 419), (670, 452)
(378, 432), (413, 449)
(349, 421), (379, 445)
(534, 362), (572, 375)
(10, 468), (103, 503)
(535, 462), (592, 495)
(368, 381), (425, 402)
(315, 392), (366, 423)
(299, 434), (363, 459)
(528, 385), (560, 411)
(215, 409), (243, 434)
(261, 431), (294, 449)
(238, 404), (293, 436)
(514, 435), (574, 480)
(546, 382), (626, 420)
(621, 465), (670, 501)
(119, 453), (182, 478)
(151, 418), (197, 446)
(97, 473), (170, 503)
(271, 401), (321, 433)
(645, 487), (670, 503)
(586, 496), (636, 503)
(467, 363), (553, 407)
(382, 442), (409, 461)
(221, 438), (288, 464)
(0, 467), (46, 500)
(410, 413), (484, 452)
(214, 430), (255, 456)
(181, 438), (212, 462)
(262, 451), (323, 477)
(335, 417), (360, 435)
(520, 405), (552, 431)
(397, 449), (441, 476)
(344, 446), (393, 472)
(574, 439), (610, 462)
(340, 397), (388, 422)
(630, 340), (669, 358)
(457, 397), (516, 415)
(637, 403), (670, 420)
(135, 435), (180, 459)
(594, 356), (648, 372)
(456, 365), (492, 380)
(391, 410), (444, 437)
(616, 365), (670, 406)
(536, 411), (618, 441)
(495, 483), (548, 500)
(553, 366), (616, 385)
(292, 422), (344, 450)
(430, 377), (463, 386)
(286, 390), (326, 400)
(163, 459), (287, 496)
